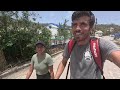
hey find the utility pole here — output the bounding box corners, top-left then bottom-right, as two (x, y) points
(95, 18), (97, 28)
(94, 18), (97, 36)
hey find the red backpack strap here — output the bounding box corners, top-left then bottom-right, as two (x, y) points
(68, 39), (76, 55)
(90, 38), (105, 79)
(66, 39), (76, 79)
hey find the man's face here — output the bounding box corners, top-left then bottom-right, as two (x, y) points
(72, 16), (92, 42)
(36, 44), (45, 54)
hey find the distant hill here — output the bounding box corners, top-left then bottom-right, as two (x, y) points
(96, 24), (120, 35)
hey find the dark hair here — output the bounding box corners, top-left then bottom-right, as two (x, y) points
(72, 11), (95, 28)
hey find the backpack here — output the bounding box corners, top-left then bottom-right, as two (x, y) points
(66, 37), (105, 79)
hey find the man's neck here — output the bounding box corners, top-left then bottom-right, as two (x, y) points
(77, 36), (90, 46)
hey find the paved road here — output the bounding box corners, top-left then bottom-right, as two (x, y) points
(103, 60), (120, 79)
(2, 36), (120, 79)
(2, 52), (120, 79)
(2, 53), (70, 79)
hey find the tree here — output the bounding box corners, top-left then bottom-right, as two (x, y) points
(0, 11), (52, 70)
(58, 19), (70, 43)
(0, 11), (15, 70)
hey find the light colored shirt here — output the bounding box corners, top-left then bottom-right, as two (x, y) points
(31, 53), (53, 75)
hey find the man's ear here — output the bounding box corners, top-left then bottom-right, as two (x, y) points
(90, 26), (95, 35)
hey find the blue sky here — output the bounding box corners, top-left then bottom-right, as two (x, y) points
(31, 11), (120, 26)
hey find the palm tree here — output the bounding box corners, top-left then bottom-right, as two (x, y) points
(57, 19), (69, 43)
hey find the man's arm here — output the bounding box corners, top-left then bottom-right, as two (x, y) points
(55, 57), (68, 79)
(109, 50), (120, 68)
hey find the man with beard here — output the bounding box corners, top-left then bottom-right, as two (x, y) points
(54, 11), (120, 79)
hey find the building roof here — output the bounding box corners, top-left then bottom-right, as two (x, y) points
(95, 30), (103, 33)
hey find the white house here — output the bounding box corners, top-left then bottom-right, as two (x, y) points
(45, 23), (58, 45)
(46, 23), (58, 38)
(44, 23), (65, 45)
(42, 23), (71, 45)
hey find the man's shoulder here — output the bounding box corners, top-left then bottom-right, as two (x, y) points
(99, 38), (112, 44)
(90, 36), (110, 43)
(67, 39), (76, 45)
(90, 37), (112, 47)
(98, 38), (118, 50)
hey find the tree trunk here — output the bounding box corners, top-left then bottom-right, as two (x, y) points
(0, 50), (6, 71)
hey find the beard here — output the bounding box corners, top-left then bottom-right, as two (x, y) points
(73, 32), (90, 41)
